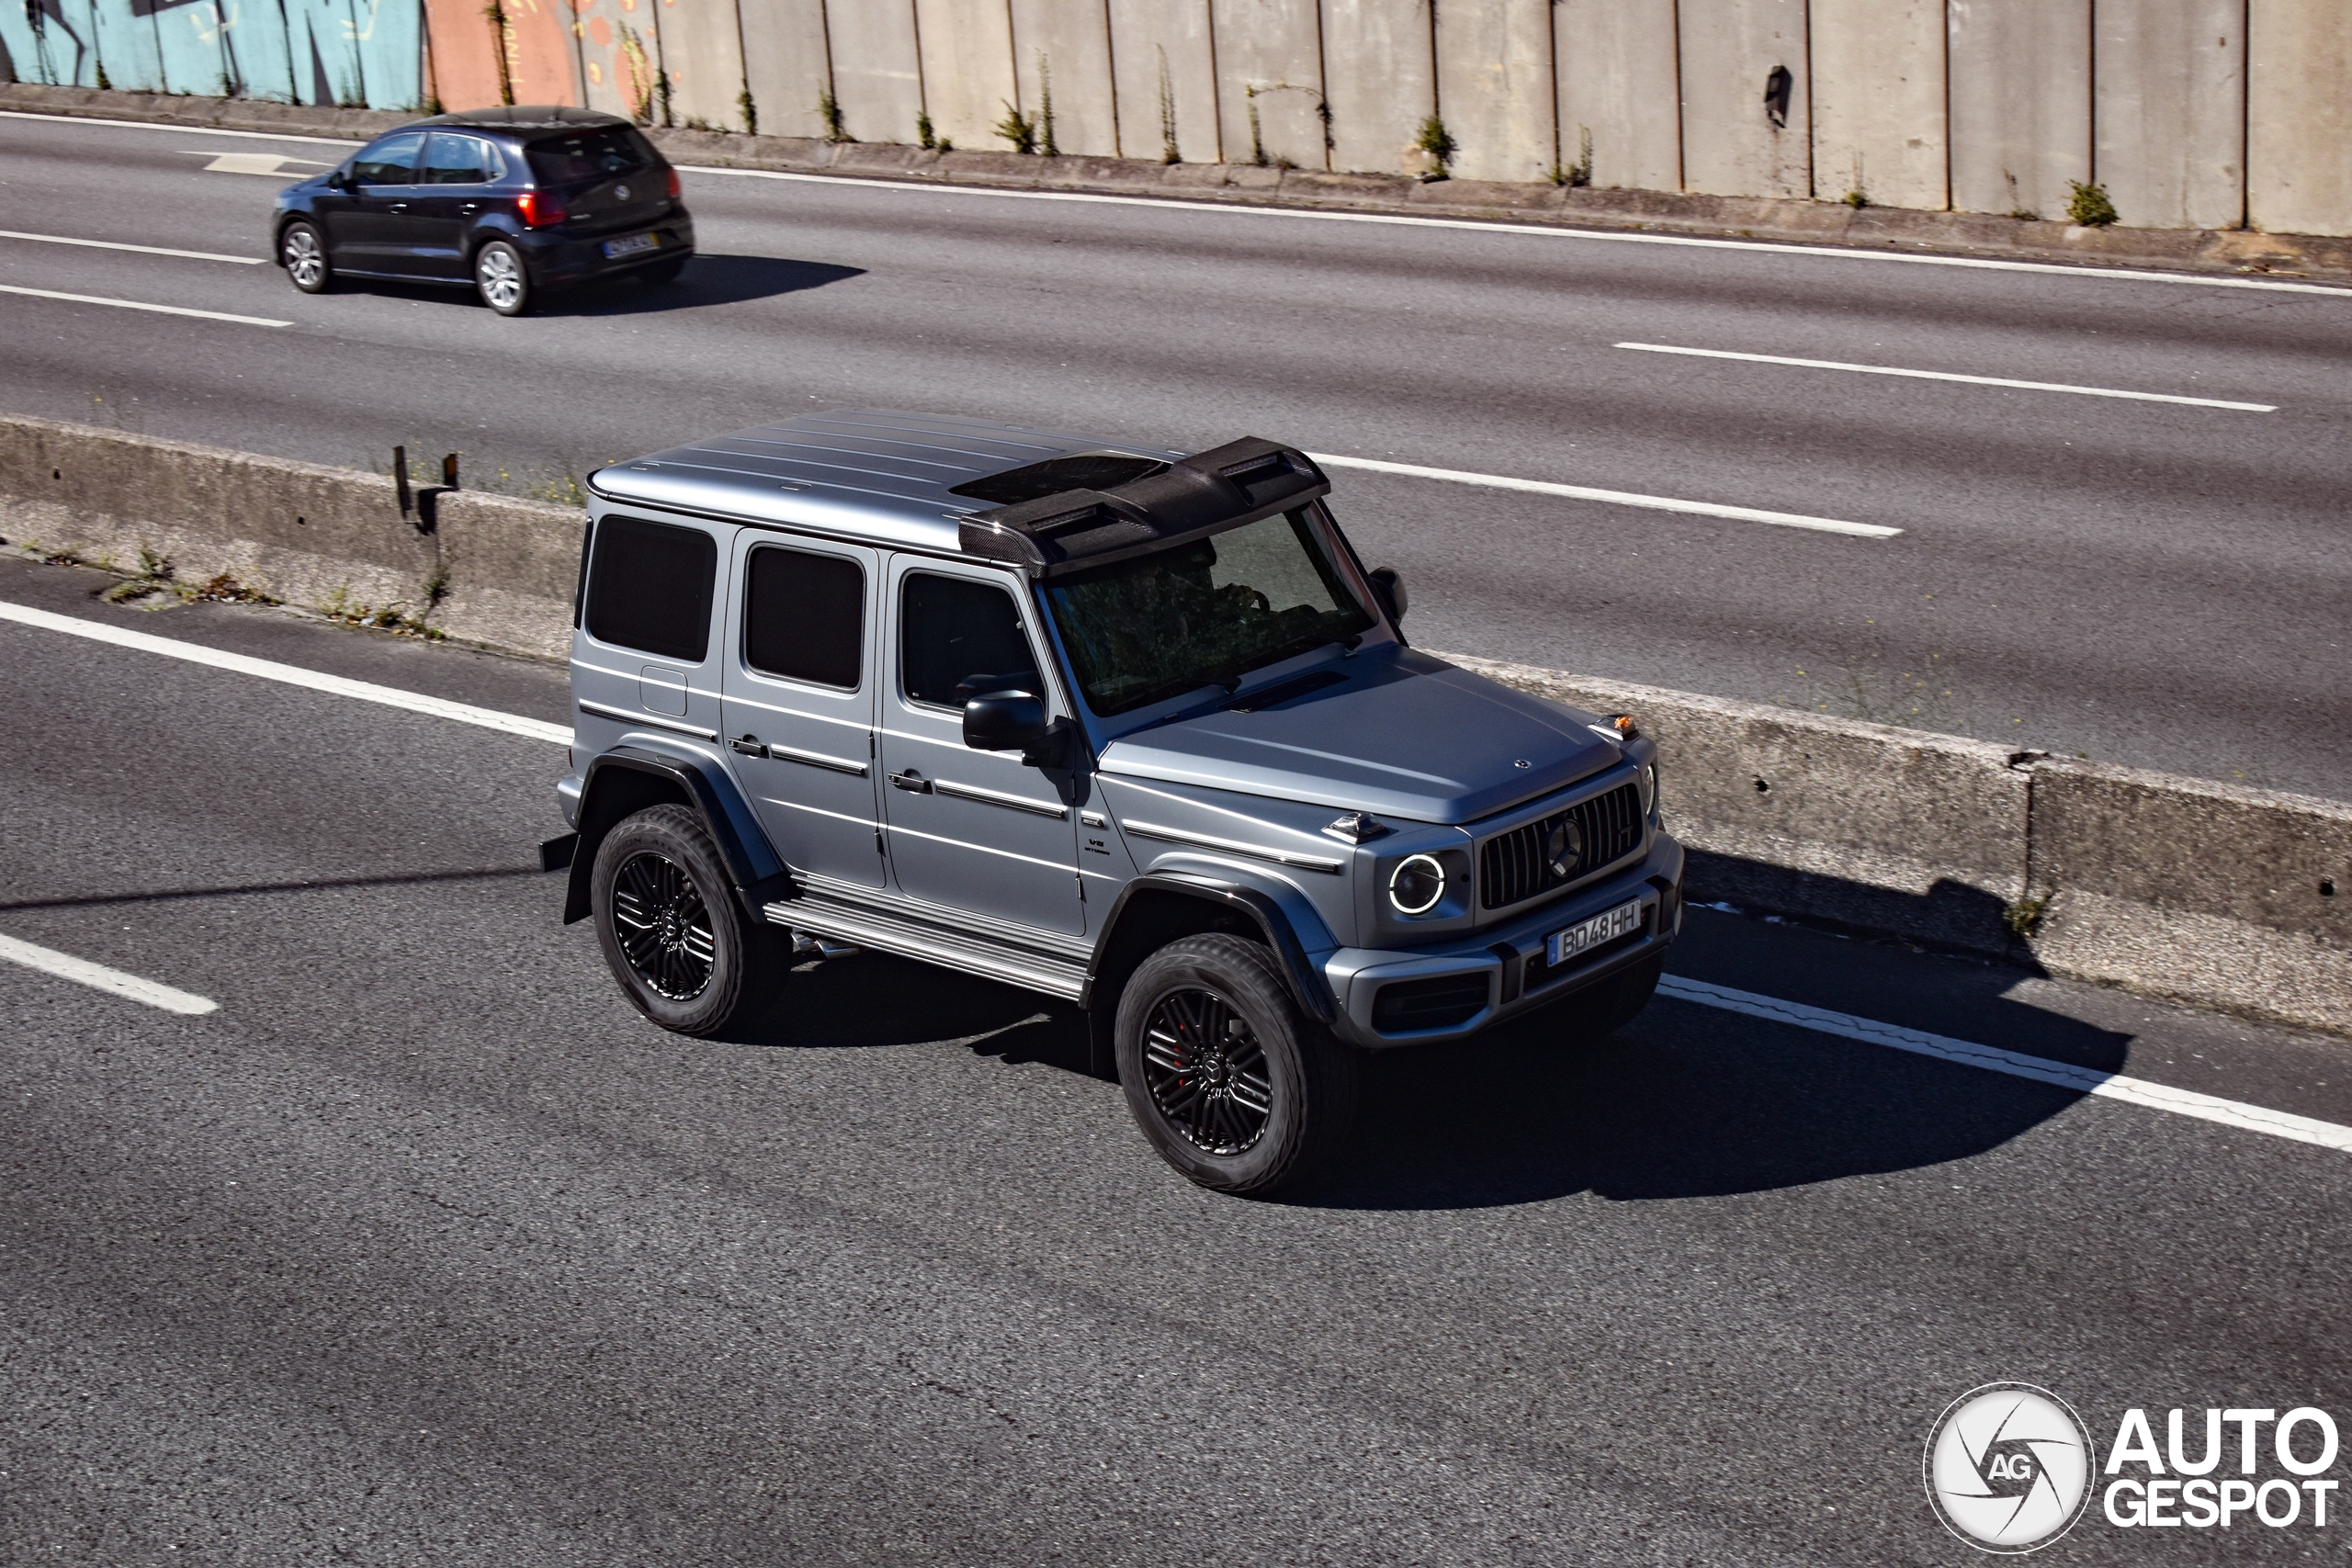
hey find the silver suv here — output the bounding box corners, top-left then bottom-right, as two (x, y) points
(552, 412), (1685, 1194)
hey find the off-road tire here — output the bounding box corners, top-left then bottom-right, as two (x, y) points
(590, 804), (783, 1036)
(1115, 933), (1359, 1196)
(1569, 952), (1664, 1040)
(280, 220), (333, 293)
(474, 239), (533, 315)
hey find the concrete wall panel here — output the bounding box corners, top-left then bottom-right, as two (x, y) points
(822, 0), (922, 142)
(1106, 0), (1220, 163)
(1554, 0), (1680, 192)
(913, 0), (1015, 149)
(1435, 0), (1554, 183)
(1317, 0), (1429, 175)
(2247, 0), (2352, 237)
(1677, 0), (1809, 197)
(1809, 0), (1944, 209)
(221, 0), (298, 102)
(1209, 0), (1325, 168)
(570, 0), (662, 117)
(424, 0), (504, 107)
(652, 0), (746, 127)
(737, 0), (833, 139)
(91, 0), (166, 92)
(1947, 0), (2089, 219)
(2095, 0), (2245, 230)
(1012, 0), (1119, 155)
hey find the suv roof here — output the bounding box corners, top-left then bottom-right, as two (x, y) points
(410, 106), (637, 136)
(589, 411), (1190, 557)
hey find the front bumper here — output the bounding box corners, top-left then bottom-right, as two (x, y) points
(1321, 832), (1684, 1049)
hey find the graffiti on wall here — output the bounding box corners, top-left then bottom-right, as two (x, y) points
(0, 0), (419, 107)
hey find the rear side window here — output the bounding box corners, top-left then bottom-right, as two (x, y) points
(584, 514), (717, 661)
(527, 128), (657, 185)
(422, 132), (503, 185)
(350, 131), (424, 186)
(900, 573), (1040, 709)
(745, 546), (864, 689)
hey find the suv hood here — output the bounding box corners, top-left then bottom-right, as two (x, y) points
(1095, 648), (1622, 824)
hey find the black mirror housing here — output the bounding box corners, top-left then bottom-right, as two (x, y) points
(964, 690), (1049, 752)
(1368, 566), (1408, 623)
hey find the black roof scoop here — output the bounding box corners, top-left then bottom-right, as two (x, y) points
(956, 436), (1329, 577)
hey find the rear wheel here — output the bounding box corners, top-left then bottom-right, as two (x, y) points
(474, 239), (532, 315)
(1115, 933), (1358, 1196)
(590, 804), (783, 1035)
(280, 220), (332, 293)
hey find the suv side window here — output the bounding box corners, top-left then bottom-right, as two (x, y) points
(899, 572), (1041, 709)
(422, 132), (502, 185)
(350, 131), (425, 186)
(584, 514), (717, 661)
(745, 544), (863, 688)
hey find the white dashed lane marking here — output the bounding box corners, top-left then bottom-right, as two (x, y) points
(0, 931), (218, 1015)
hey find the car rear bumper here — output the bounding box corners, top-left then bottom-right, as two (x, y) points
(520, 216), (695, 286)
(1320, 832), (1685, 1049)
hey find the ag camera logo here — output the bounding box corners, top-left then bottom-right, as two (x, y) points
(1924, 1382), (2095, 1553)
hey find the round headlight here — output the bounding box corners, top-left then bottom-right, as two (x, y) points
(1387, 853), (1447, 916)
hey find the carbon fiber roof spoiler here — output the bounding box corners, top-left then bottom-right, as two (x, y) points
(956, 437), (1330, 577)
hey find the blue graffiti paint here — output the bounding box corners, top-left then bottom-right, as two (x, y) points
(2, 0), (420, 109)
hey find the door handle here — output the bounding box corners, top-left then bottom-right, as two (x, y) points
(459, 202), (480, 215)
(888, 769), (932, 793)
(729, 735), (765, 757)
(388, 201), (409, 213)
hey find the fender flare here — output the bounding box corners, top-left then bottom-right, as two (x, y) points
(562, 745), (791, 924)
(1083, 870), (1337, 1024)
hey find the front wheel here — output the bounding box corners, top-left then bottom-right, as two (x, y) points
(590, 804), (783, 1036)
(474, 239), (533, 315)
(1115, 933), (1359, 1196)
(280, 220), (332, 293)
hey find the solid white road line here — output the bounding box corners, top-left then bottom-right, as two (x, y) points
(0, 283), (288, 327)
(0, 931), (218, 1015)
(0, 107), (361, 147)
(1661, 976), (2352, 1156)
(1616, 342), (2278, 412)
(681, 164), (2352, 299)
(0, 228), (265, 265)
(1308, 452), (1901, 538)
(0, 601), (572, 745)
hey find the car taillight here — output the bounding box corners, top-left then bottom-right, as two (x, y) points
(516, 190), (566, 227)
(665, 166), (681, 200)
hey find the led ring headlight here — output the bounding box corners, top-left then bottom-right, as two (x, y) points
(1387, 853), (1447, 916)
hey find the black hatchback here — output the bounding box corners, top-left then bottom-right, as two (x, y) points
(271, 107), (695, 316)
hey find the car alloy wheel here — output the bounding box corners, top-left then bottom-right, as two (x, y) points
(609, 849), (716, 1000)
(1140, 986), (1274, 1155)
(474, 241), (530, 315)
(281, 222), (330, 292)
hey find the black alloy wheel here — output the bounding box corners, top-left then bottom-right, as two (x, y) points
(280, 220), (332, 293)
(1140, 986), (1274, 1156)
(1115, 933), (1358, 1196)
(611, 849), (715, 1000)
(590, 804), (783, 1036)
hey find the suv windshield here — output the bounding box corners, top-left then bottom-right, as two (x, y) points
(1044, 508), (1377, 716)
(526, 127), (657, 185)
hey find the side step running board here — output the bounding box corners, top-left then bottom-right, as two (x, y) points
(763, 897), (1088, 1001)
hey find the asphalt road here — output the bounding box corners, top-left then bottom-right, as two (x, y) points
(4, 552), (2349, 1564)
(1, 111), (2348, 799)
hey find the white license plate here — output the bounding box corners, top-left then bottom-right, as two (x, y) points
(1546, 898), (1645, 965)
(603, 232), (659, 258)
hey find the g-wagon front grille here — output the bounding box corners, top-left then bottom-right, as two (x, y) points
(1479, 782), (1645, 911)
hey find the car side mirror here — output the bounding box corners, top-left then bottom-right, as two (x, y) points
(327, 169), (353, 191)
(964, 690), (1049, 752)
(1368, 566), (1408, 623)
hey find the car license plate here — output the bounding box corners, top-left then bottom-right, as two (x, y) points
(603, 232), (659, 258)
(1545, 898), (1645, 966)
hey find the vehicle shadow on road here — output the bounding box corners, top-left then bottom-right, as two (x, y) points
(713, 951), (1090, 1059)
(1293, 987), (2132, 1211)
(543, 255), (865, 316)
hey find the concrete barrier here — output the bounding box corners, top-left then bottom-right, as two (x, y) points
(1, 412), (2343, 1037)
(1948, 0), (2091, 221)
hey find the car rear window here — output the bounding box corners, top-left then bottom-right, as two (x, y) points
(584, 514), (717, 662)
(526, 128), (659, 186)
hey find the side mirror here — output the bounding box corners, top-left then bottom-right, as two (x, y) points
(963, 690), (1049, 752)
(1368, 566), (1408, 623)
(326, 168), (353, 191)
